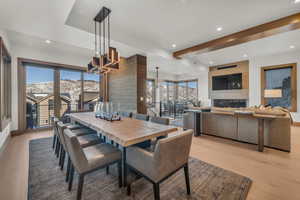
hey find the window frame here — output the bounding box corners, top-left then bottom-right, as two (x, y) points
(0, 37), (12, 131)
(261, 63), (297, 112)
(18, 58), (101, 132)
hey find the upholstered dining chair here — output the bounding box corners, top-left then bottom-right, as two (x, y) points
(57, 121), (102, 170)
(52, 117), (84, 156)
(133, 113), (151, 148)
(64, 128), (122, 200)
(133, 113), (150, 121)
(120, 111), (132, 118)
(150, 116), (170, 125)
(150, 116), (170, 141)
(126, 129), (193, 200)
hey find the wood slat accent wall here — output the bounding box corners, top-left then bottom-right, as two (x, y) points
(108, 55), (147, 114)
(136, 55), (147, 114)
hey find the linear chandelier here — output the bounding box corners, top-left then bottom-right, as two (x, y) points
(88, 7), (120, 74)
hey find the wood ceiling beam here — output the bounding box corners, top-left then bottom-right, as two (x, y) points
(173, 12), (300, 58)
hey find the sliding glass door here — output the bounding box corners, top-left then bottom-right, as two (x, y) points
(60, 69), (82, 115)
(26, 65), (54, 129)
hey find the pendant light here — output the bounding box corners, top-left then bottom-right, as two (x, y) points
(88, 7), (120, 74)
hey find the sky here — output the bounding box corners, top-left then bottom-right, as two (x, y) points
(26, 65), (100, 84)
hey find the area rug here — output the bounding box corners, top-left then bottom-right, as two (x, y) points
(28, 137), (252, 200)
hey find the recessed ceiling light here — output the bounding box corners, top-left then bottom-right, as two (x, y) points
(172, 44), (177, 48)
(217, 27), (223, 32)
(45, 40), (51, 44)
(290, 45), (295, 49)
(294, 0), (300, 4)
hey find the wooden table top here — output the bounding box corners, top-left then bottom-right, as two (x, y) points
(69, 112), (178, 147)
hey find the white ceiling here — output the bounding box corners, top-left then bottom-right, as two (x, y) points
(0, 0), (300, 74)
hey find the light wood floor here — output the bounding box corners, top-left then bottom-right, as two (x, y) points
(0, 127), (300, 200)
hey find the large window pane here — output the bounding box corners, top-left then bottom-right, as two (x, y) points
(187, 81), (198, 102)
(82, 72), (100, 111)
(146, 79), (155, 107)
(265, 67), (292, 109)
(177, 82), (187, 102)
(160, 82), (168, 102)
(26, 66), (54, 128)
(168, 82), (176, 101)
(60, 70), (82, 114)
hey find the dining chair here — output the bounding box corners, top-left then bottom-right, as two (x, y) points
(57, 122), (101, 171)
(126, 129), (193, 200)
(150, 116), (170, 142)
(64, 128), (122, 200)
(133, 113), (150, 121)
(120, 111), (132, 118)
(150, 116), (170, 125)
(133, 113), (151, 148)
(53, 117), (83, 154)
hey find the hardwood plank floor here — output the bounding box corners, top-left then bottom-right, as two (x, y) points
(0, 127), (299, 200)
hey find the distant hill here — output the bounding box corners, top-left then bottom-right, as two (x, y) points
(27, 80), (99, 104)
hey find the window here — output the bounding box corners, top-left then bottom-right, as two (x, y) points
(26, 65), (54, 128)
(0, 38), (11, 130)
(60, 70), (82, 114)
(146, 79), (155, 107)
(177, 80), (198, 103)
(48, 99), (54, 110)
(82, 72), (100, 111)
(159, 81), (177, 102)
(261, 64), (297, 111)
(187, 81), (198, 102)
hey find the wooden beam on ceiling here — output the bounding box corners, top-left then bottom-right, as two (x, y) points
(173, 12), (300, 59)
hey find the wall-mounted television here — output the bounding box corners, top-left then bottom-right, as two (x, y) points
(212, 73), (242, 90)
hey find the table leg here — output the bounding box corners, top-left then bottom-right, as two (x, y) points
(122, 147), (127, 187)
(258, 119), (264, 152)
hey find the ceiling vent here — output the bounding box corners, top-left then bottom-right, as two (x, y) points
(217, 65), (237, 70)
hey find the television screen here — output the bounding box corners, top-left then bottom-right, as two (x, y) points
(212, 73), (242, 90)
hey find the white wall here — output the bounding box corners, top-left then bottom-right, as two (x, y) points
(0, 29), (11, 154)
(249, 50), (300, 114)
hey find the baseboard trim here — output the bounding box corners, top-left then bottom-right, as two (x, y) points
(0, 130), (11, 158)
(11, 127), (52, 136)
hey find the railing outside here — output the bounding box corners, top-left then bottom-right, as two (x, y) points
(26, 103), (94, 129)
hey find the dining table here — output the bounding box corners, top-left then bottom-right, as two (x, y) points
(68, 112), (178, 187)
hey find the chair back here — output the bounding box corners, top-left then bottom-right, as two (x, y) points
(150, 116), (169, 125)
(53, 117), (59, 135)
(154, 130), (193, 179)
(133, 113), (149, 121)
(57, 121), (68, 150)
(120, 111), (132, 118)
(64, 129), (88, 173)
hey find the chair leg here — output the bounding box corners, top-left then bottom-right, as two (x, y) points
(59, 147), (64, 167)
(60, 150), (66, 170)
(68, 164), (75, 191)
(106, 166), (109, 175)
(55, 138), (60, 157)
(127, 183), (131, 196)
(184, 163), (191, 195)
(117, 161), (122, 188)
(56, 140), (61, 158)
(66, 156), (71, 182)
(153, 183), (160, 200)
(52, 135), (57, 149)
(77, 174), (84, 200)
